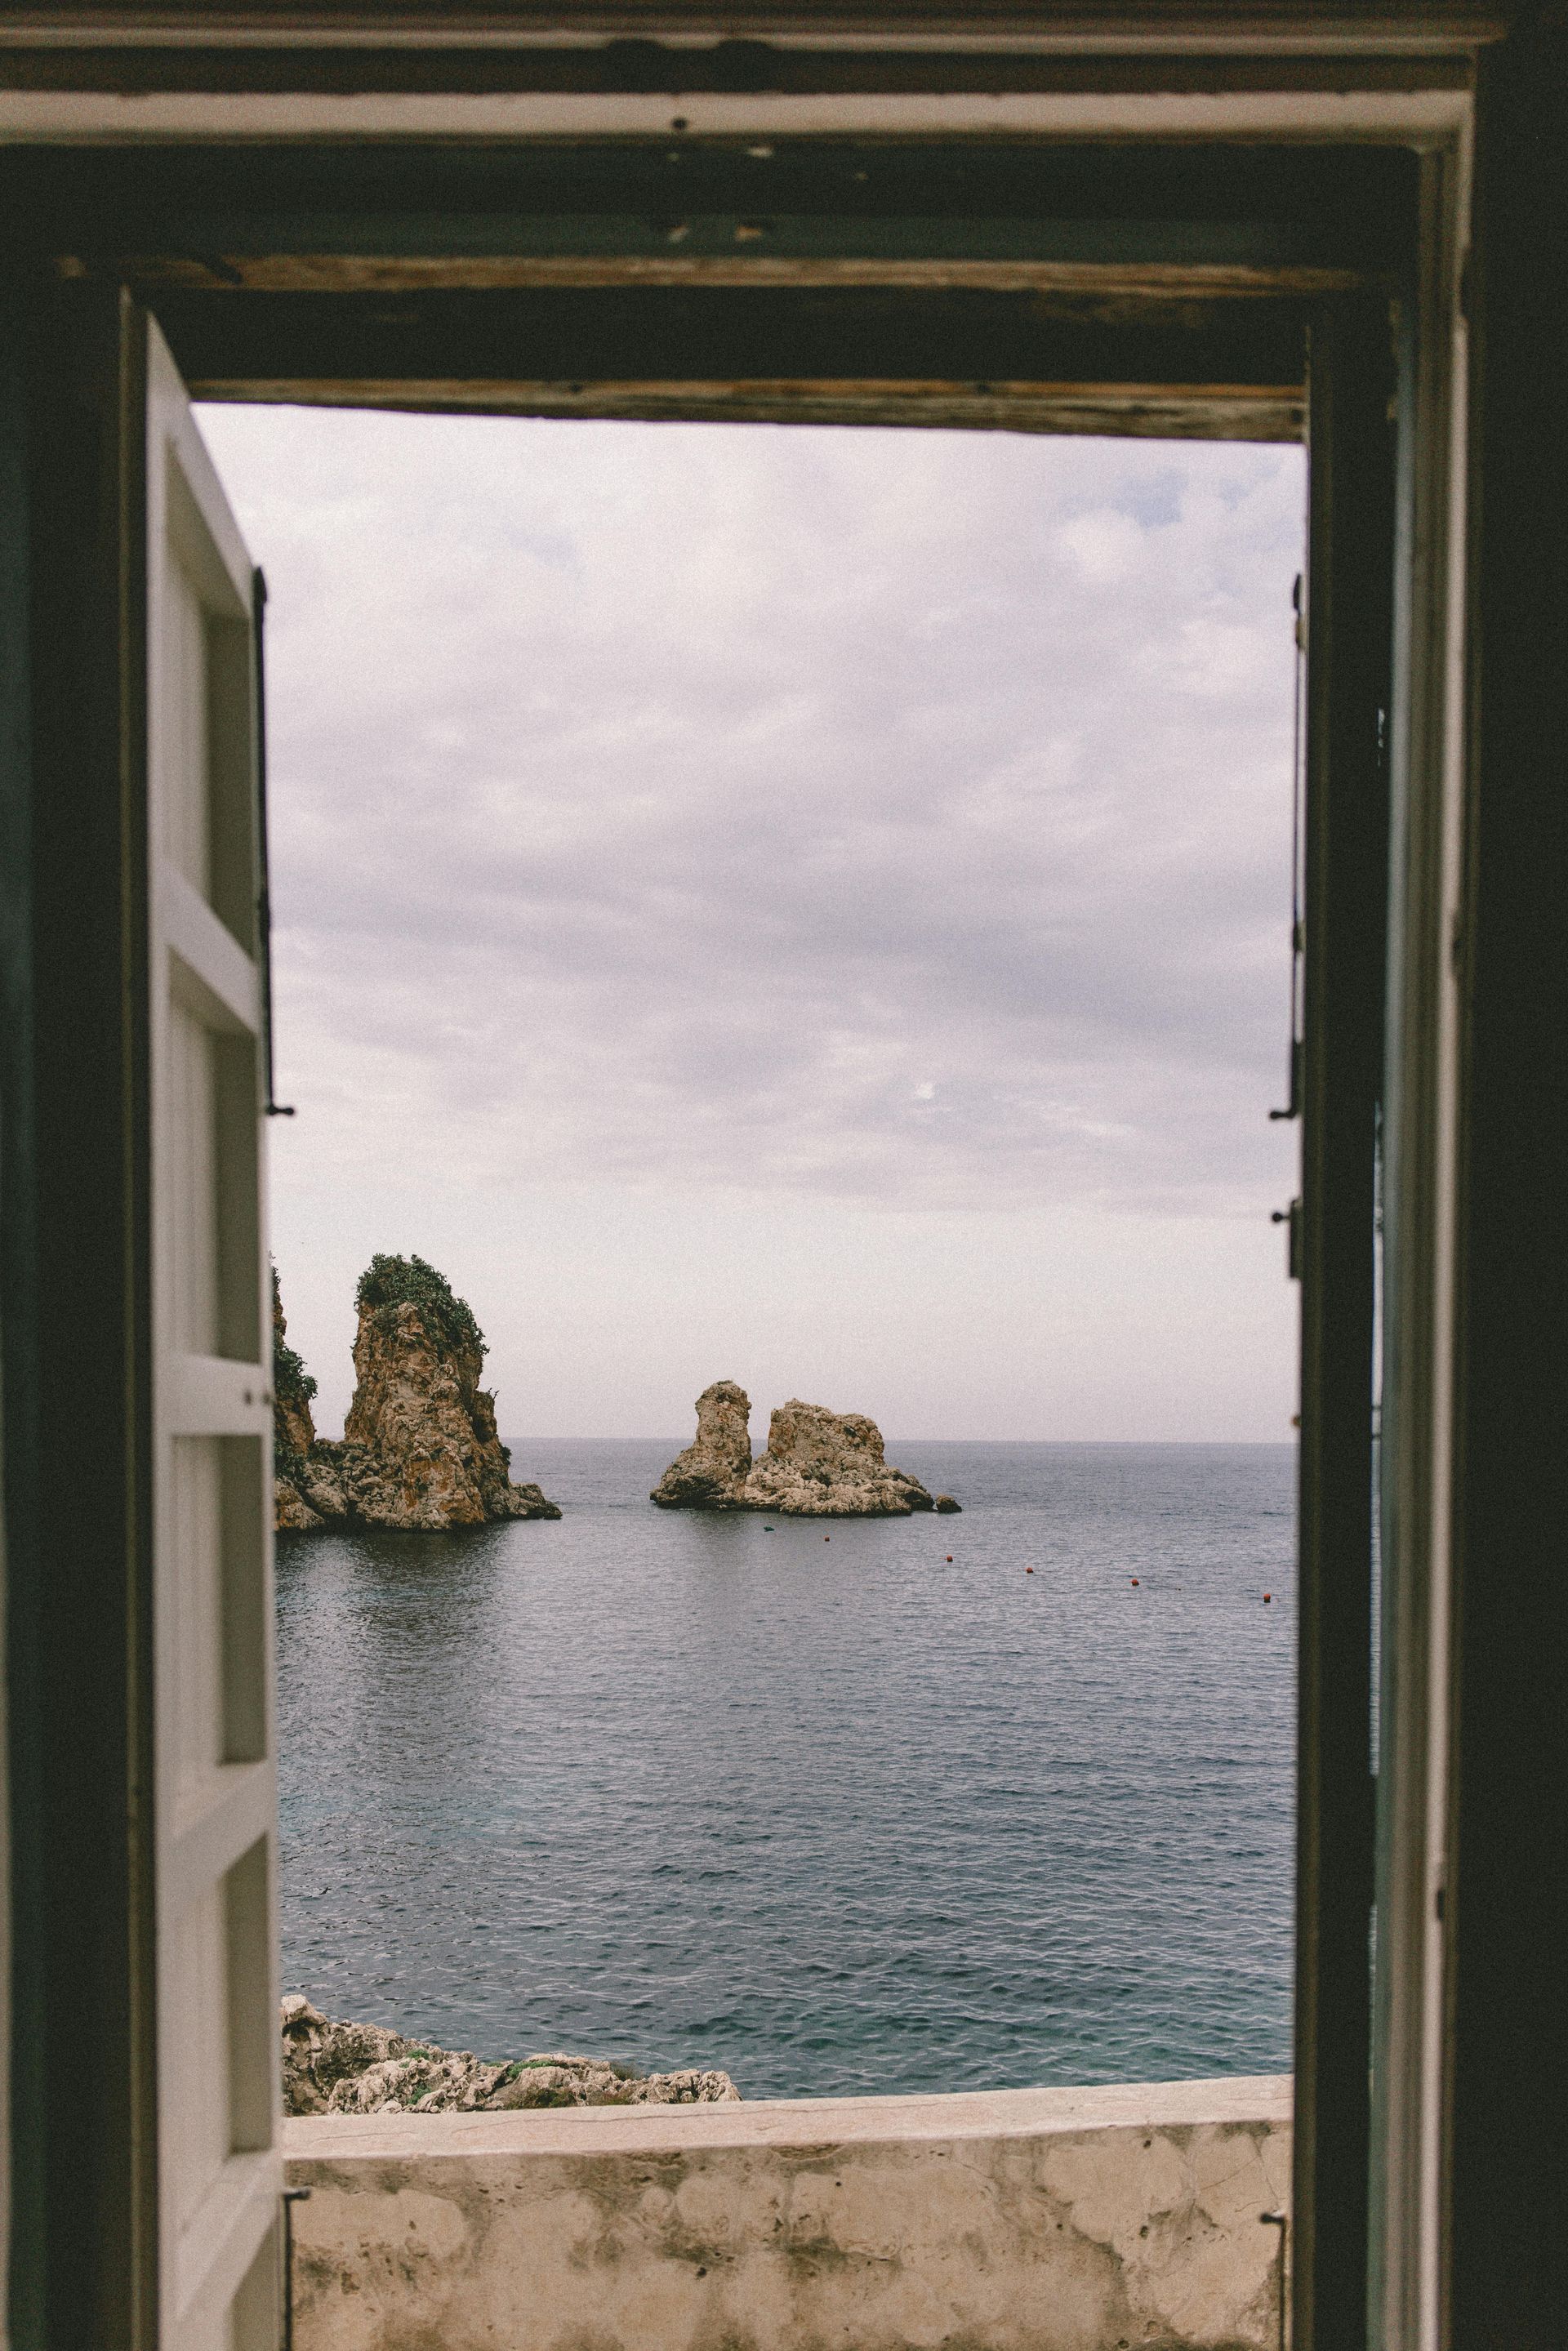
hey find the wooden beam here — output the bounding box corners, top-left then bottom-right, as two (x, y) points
(0, 135), (1419, 282)
(189, 372), (1303, 437)
(0, 6), (1515, 55)
(124, 255), (1368, 298)
(145, 282), (1306, 407)
(0, 41), (1485, 95)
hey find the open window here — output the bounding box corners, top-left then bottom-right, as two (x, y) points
(2, 25), (1545, 2350)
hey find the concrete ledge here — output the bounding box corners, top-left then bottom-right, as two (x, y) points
(283, 2071), (1292, 2161)
(285, 2074), (1292, 2351)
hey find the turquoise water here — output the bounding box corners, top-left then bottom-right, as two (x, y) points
(276, 1440), (1296, 2099)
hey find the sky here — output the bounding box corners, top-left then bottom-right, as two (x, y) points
(196, 403), (1305, 1447)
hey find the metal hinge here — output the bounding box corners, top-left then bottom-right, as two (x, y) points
(1272, 1198), (1303, 1283)
(282, 2186), (311, 2349)
(1261, 2210), (1289, 2351)
(254, 565), (296, 1120)
(1268, 1037), (1303, 1124)
(1269, 576), (1307, 1122)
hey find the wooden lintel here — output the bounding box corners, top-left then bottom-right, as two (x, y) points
(145, 281), (1310, 399)
(186, 373), (1305, 441)
(127, 252), (1364, 298)
(0, 7), (1515, 67)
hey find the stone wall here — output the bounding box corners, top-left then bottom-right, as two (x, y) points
(284, 2075), (1290, 2351)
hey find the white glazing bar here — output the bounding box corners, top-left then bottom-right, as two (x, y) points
(163, 874), (261, 1039)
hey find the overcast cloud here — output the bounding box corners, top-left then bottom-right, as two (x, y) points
(198, 406), (1304, 1442)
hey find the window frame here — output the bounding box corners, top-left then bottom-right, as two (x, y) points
(0, 29), (1486, 2351)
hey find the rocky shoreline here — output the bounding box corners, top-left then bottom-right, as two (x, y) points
(282, 1996), (740, 2115)
(653, 1382), (960, 1516)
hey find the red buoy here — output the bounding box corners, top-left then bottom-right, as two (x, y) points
(1131, 1578), (1139, 1587)
(946, 1555), (953, 1563)
(1026, 1566), (1034, 1574)
(1264, 1593), (1272, 1603)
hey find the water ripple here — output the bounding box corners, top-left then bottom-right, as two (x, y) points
(277, 1439), (1295, 2098)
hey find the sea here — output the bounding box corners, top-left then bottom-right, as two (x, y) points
(276, 1439), (1297, 2101)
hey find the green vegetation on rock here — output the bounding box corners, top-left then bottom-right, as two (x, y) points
(354, 1251), (487, 1361)
(270, 1263), (318, 1488)
(274, 1253), (559, 1529)
(270, 1266), (318, 1409)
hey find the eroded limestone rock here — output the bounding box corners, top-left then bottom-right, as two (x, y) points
(281, 1996), (740, 2114)
(273, 1254), (560, 1532)
(653, 1388), (947, 1517)
(274, 1481), (323, 1532)
(741, 1399), (936, 1516)
(273, 1270), (325, 1530)
(650, 1380), (753, 1508)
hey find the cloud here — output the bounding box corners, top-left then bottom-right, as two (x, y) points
(197, 407), (1304, 1231)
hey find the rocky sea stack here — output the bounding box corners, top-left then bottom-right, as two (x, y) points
(650, 1378), (753, 1508)
(282, 1997), (739, 2114)
(273, 1255), (560, 1532)
(745, 1398), (937, 1516)
(652, 1387), (950, 1516)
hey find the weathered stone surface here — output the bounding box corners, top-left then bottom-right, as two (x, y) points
(283, 2076), (1292, 2351)
(934, 1494), (962, 1514)
(650, 1380), (753, 1509)
(274, 1254), (560, 1533)
(275, 1480), (323, 1531)
(338, 1266), (559, 1528)
(741, 1399), (937, 1516)
(295, 1453), (351, 1525)
(653, 1389), (951, 1517)
(282, 1997), (739, 2117)
(273, 1269), (325, 1529)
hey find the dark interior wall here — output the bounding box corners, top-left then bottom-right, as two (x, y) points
(0, 296), (41, 2351)
(0, 287), (158, 2351)
(1446, 23), (1568, 2351)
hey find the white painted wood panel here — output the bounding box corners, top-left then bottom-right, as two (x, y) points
(163, 1880), (230, 2241)
(146, 317), (283, 2350)
(161, 556), (211, 901)
(168, 1438), (224, 1808)
(167, 1004), (220, 1360)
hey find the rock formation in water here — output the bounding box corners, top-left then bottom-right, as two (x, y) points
(934, 1494), (962, 1514)
(273, 1254), (560, 1532)
(281, 1996), (740, 2114)
(741, 1398), (937, 1516)
(649, 1379), (753, 1508)
(652, 1387), (944, 1516)
(273, 1270), (329, 1530)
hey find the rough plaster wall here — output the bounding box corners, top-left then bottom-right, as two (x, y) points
(287, 2112), (1290, 2351)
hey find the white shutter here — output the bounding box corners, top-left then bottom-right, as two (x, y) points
(145, 319), (283, 2351)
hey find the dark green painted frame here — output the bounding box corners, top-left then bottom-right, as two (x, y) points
(0, 96), (1440, 2351)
